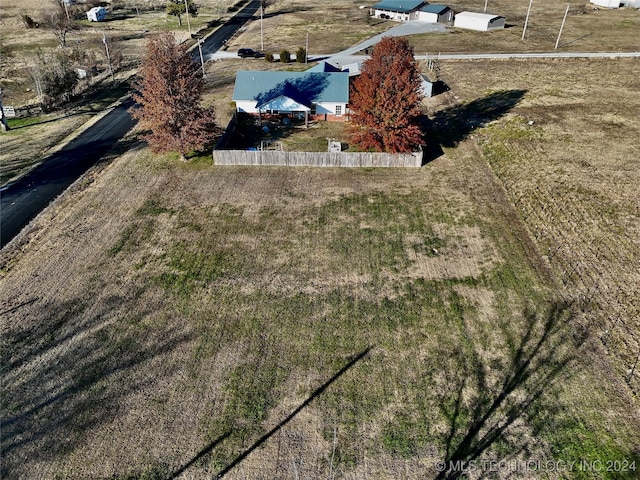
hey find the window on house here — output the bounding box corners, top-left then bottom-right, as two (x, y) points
(335, 105), (342, 116)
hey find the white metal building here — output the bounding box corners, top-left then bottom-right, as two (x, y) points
(590, 0), (621, 7)
(87, 6), (108, 22)
(454, 12), (506, 31)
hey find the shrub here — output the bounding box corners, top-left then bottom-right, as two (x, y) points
(22, 14), (38, 28)
(295, 47), (306, 63)
(265, 52), (274, 63)
(279, 49), (290, 63)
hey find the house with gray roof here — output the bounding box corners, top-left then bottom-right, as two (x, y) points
(370, 0), (427, 22)
(417, 4), (453, 23)
(232, 71), (350, 124)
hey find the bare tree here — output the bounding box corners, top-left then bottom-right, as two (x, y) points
(29, 50), (79, 109)
(43, 0), (78, 48)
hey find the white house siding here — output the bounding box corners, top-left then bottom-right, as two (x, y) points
(418, 11), (439, 22)
(373, 9), (411, 21)
(315, 102), (347, 116)
(235, 100), (259, 113)
(236, 100), (347, 117)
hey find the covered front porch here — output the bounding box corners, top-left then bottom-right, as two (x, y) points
(257, 94), (312, 128)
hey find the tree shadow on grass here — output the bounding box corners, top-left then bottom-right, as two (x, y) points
(214, 347), (372, 478)
(0, 292), (193, 478)
(422, 89), (527, 164)
(434, 300), (589, 479)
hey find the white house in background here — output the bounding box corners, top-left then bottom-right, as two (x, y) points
(87, 6), (108, 22)
(417, 4), (453, 23)
(370, 0), (427, 22)
(233, 71), (350, 123)
(590, 0), (620, 7)
(454, 11), (505, 31)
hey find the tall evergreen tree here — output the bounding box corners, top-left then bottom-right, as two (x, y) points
(349, 37), (424, 153)
(131, 33), (220, 161)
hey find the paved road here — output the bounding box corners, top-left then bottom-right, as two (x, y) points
(197, 0), (260, 61)
(418, 51), (640, 60)
(0, 99), (135, 247)
(0, 0), (261, 249)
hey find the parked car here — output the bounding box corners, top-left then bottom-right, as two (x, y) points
(238, 48), (264, 58)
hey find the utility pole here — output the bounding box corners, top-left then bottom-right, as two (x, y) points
(0, 88), (9, 132)
(555, 5), (570, 50)
(484, 0), (489, 13)
(305, 32), (309, 64)
(197, 37), (206, 76)
(522, 0), (533, 40)
(103, 32), (114, 83)
(184, 0), (191, 37)
(260, 5), (264, 51)
(63, 0), (70, 21)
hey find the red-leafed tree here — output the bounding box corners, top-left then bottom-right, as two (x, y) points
(349, 36), (424, 153)
(131, 32), (221, 161)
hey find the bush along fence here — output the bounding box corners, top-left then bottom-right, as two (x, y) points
(212, 149), (423, 168)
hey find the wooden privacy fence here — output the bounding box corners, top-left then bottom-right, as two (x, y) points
(213, 149), (423, 168)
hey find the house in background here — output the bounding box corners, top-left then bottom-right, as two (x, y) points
(370, 0), (427, 22)
(87, 6), (108, 22)
(306, 60), (361, 78)
(417, 4), (453, 23)
(233, 71), (350, 125)
(305, 61), (342, 73)
(454, 11), (505, 31)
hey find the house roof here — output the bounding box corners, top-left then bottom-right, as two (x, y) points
(233, 71), (349, 105)
(371, 0), (426, 13)
(306, 61), (341, 73)
(341, 62), (362, 77)
(420, 4), (450, 14)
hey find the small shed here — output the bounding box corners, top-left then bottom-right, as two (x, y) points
(454, 11), (505, 31)
(87, 6), (108, 22)
(370, 0), (427, 22)
(417, 4), (453, 23)
(420, 74), (434, 98)
(590, 0), (620, 7)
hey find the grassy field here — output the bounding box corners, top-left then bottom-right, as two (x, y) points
(432, 57), (640, 394)
(1, 1), (640, 478)
(2, 56), (640, 478)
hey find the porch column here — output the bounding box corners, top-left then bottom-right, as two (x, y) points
(305, 110), (308, 128)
